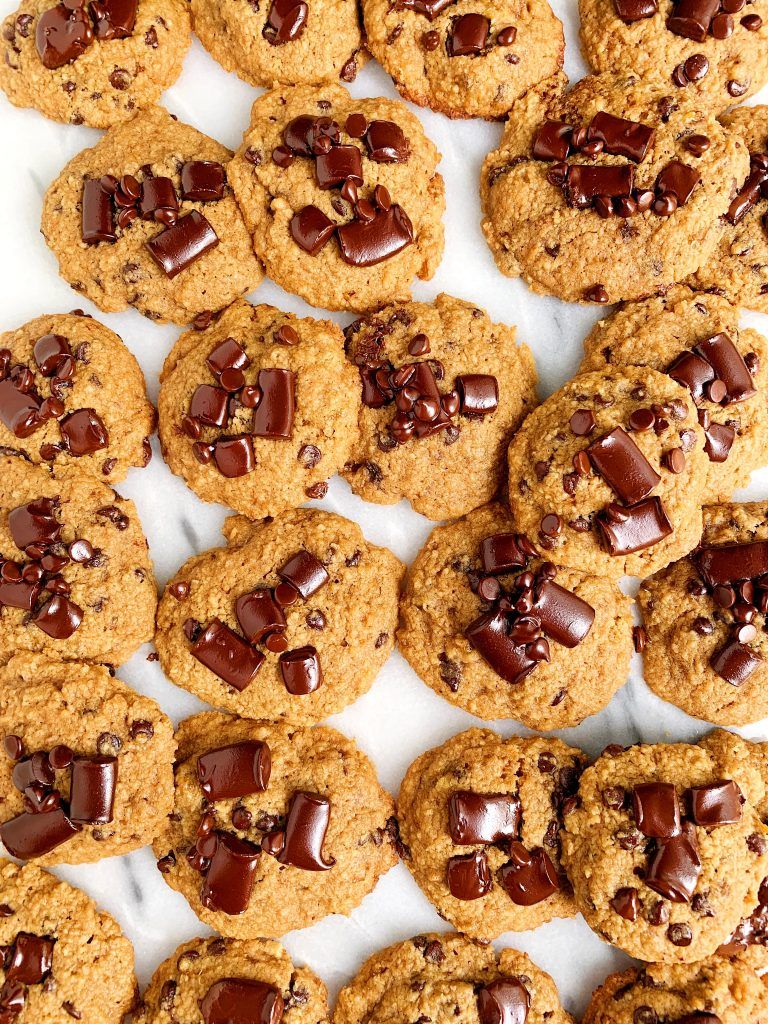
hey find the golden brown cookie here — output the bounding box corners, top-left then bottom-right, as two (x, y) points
(341, 294), (537, 521)
(158, 299), (359, 517)
(0, 311), (154, 484)
(152, 711), (398, 938)
(41, 105), (263, 325)
(398, 503), (634, 728)
(228, 84), (445, 313)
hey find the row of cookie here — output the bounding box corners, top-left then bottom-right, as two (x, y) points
(33, 78), (768, 322)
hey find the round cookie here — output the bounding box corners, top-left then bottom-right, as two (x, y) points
(361, 0), (564, 120)
(334, 933), (574, 1024)
(638, 501), (768, 725)
(398, 503), (634, 728)
(155, 509), (403, 723)
(0, 0), (190, 128)
(481, 72), (750, 304)
(690, 105), (768, 312)
(579, 0), (768, 116)
(0, 310), (154, 484)
(158, 299), (360, 517)
(228, 84), (445, 313)
(506, 367), (709, 581)
(0, 859), (136, 1023)
(582, 958), (768, 1024)
(41, 105), (263, 325)
(138, 936), (329, 1024)
(397, 728), (586, 940)
(561, 733), (768, 964)
(0, 457), (156, 667)
(190, 0), (365, 89)
(0, 652), (174, 865)
(152, 711), (398, 938)
(581, 286), (768, 501)
(341, 294), (538, 521)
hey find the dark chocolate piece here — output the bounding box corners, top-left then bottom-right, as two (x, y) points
(448, 13), (490, 55)
(5, 933), (55, 984)
(465, 609), (537, 685)
(645, 824), (701, 903)
(197, 742), (272, 801)
(632, 782), (681, 839)
(89, 0), (136, 37)
(201, 979), (285, 1024)
(201, 832), (261, 915)
(587, 427), (661, 504)
(138, 177), (178, 221)
(290, 206), (336, 255)
(479, 534), (528, 575)
(337, 205), (414, 267)
(213, 435), (256, 478)
(0, 379), (42, 438)
(687, 780), (743, 827)
(499, 842), (559, 905)
(251, 368), (296, 439)
(36, 0), (93, 69)
(190, 619), (265, 691)
(273, 791), (333, 870)
(596, 497), (673, 556)
(695, 333), (756, 404)
(476, 979), (530, 1024)
(364, 121), (409, 163)
(32, 595), (83, 640)
(456, 375), (498, 416)
(8, 498), (60, 551)
(207, 338), (250, 376)
(33, 334), (71, 377)
(396, 0), (456, 19)
(614, 0), (658, 21)
(667, 350), (715, 403)
(278, 551), (329, 599)
(315, 146), (363, 190)
(532, 120), (572, 162)
(656, 160), (700, 206)
(189, 384), (230, 428)
(235, 590), (286, 644)
(181, 161), (226, 202)
(448, 791), (520, 844)
(69, 756), (117, 824)
(81, 180), (116, 244)
(565, 165), (634, 207)
(59, 408), (109, 456)
(533, 580), (595, 648)
(446, 850), (492, 900)
(711, 641), (763, 686)
(0, 808), (79, 859)
(146, 211), (219, 278)
(264, 0), (308, 43)
(694, 541), (768, 588)
(279, 646), (323, 695)
(587, 111), (654, 162)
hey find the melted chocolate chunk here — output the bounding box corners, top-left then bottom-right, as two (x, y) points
(146, 211), (219, 278)
(59, 408), (109, 456)
(8, 498), (61, 552)
(201, 832), (262, 915)
(89, 0), (136, 38)
(565, 165), (634, 207)
(533, 580), (595, 648)
(587, 427), (661, 504)
(181, 161), (226, 202)
(201, 979), (285, 1024)
(251, 368), (296, 439)
(448, 791), (521, 844)
(633, 783), (681, 839)
(476, 979), (530, 1024)
(337, 205), (413, 267)
(596, 497), (673, 556)
(269, 791), (333, 870)
(34, 334), (71, 377)
(667, 0), (720, 40)
(207, 338), (250, 376)
(213, 435), (256, 478)
(687, 780), (743, 826)
(32, 595), (83, 640)
(197, 742), (272, 801)
(138, 177), (178, 221)
(69, 756), (117, 824)
(396, 0), (455, 18)
(278, 551), (328, 599)
(610, 887), (640, 921)
(279, 646), (323, 695)
(0, 808), (79, 859)
(81, 179), (116, 244)
(532, 120), (572, 161)
(695, 333), (756, 404)
(667, 350), (716, 403)
(448, 13), (490, 55)
(290, 206), (336, 255)
(446, 849), (492, 900)
(499, 842), (559, 905)
(614, 0), (658, 21)
(235, 590), (286, 644)
(5, 933), (55, 984)
(694, 541), (768, 588)
(711, 640), (763, 686)
(189, 384), (230, 428)
(264, 0), (308, 43)
(190, 619), (265, 691)
(588, 112), (654, 162)
(456, 374), (498, 416)
(364, 121), (409, 163)
(656, 160), (700, 205)
(465, 609), (537, 685)
(36, 0), (94, 69)
(726, 167), (768, 225)
(479, 534), (528, 574)
(646, 824), (701, 903)
(0, 378), (43, 438)
(315, 146), (363, 190)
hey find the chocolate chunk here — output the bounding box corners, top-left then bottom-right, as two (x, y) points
(656, 161), (700, 206)
(69, 756), (117, 824)
(588, 112), (654, 162)
(726, 167), (766, 225)
(290, 206), (336, 256)
(0, 808), (79, 859)
(533, 580), (595, 648)
(565, 165), (634, 207)
(0, 379), (42, 438)
(632, 783), (681, 839)
(645, 825), (701, 902)
(81, 179), (115, 244)
(476, 979), (530, 1024)
(532, 120), (572, 162)
(32, 595), (83, 639)
(36, 0), (93, 69)
(235, 590), (286, 644)
(479, 533), (528, 574)
(614, 0), (657, 20)
(711, 641), (763, 686)
(364, 121), (409, 163)
(695, 333), (756, 404)
(596, 496), (673, 556)
(702, 419), (733, 463)
(5, 933), (55, 984)
(448, 791), (520, 844)
(337, 205), (413, 267)
(12, 751), (54, 792)
(201, 832), (261, 915)
(446, 849), (492, 900)
(456, 375), (498, 416)
(207, 338), (250, 376)
(273, 791), (333, 870)
(201, 979), (284, 1024)
(189, 384), (230, 428)
(138, 177), (178, 221)
(667, 0), (720, 39)
(687, 780), (743, 827)
(0, 575), (40, 612)
(34, 334), (71, 377)
(251, 368), (295, 439)
(197, 742), (272, 801)
(610, 887), (640, 921)
(694, 541), (768, 587)
(315, 145), (363, 190)
(89, 0), (136, 38)
(190, 618), (264, 691)
(465, 609), (537, 685)
(499, 842), (559, 905)
(146, 211), (219, 278)
(396, 0), (455, 18)
(9, 498), (60, 551)
(59, 408), (109, 456)
(587, 427), (661, 504)
(213, 435), (256, 477)
(279, 646), (323, 695)
(448, 13), (490, 55)
(667, 350), (715, 403)
(278, 550), (328, 598)
(264, 0), (308, 43)
(181, 161), (226, 202)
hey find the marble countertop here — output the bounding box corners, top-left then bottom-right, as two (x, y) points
(2, 0), (768, 1016)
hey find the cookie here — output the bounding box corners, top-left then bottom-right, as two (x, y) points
(560, 732), (768, 963)
(138, 936), (328, 1024)
(397, 728), (586, 940)
(0, 652), (174, 865)
(579, 0), (768, 116)
(155, 508), (403, 722)
(228, 84), (445, 313)
(158, 299), (360, 517)
(341, 294), (538, 521)
(581, 286), (768, 501)
(638, 501), (768, 725)
(481, 72), (749, 304)
(0, 0), (190, 128)
(152, 711), (398, 938)
(398, 503), (634, 728)
(0, 859), (136, 1023)
(0, 457), (156, 667)
(582, 957), (768, 1024)
(190, 0), (365, 90)
(361, 0), (564, 120)
(41, 105), (263, 325)
(0, 310), (154, 484)
(506, 367), (709, 581)
(334, 933), (574, 1024)
(689, 105), (768, 311)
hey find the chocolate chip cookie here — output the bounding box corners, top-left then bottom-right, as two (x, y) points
(0, 651), (174, 865)
(481, 72), (749, 303)
(0, 311), (154, 484)
(561, 732), (768, 963)
(638, 501), (768, 725)
(579, 0), (768, 115)
(689, 105), (768, 311)
(397, 728), (586, 940)
(581, 286), (768, 501)
(362, 0), (565, 120)
(138, 935), (329, 1024)
(190, 0), (365, 90)
(158, 299), (359, 517)
(398, 503), (634, 727)
(0, 457), (156, 667)
(41, 105), (263, 325)
(0, 0), (190, 128)
(0, 859), (136, 1023)
(582, 957), (768, 1024)
(155, 509), (403, 723)
(334, 933), (574, 1024)
(152, 711), (398, 938)
(341, 294), (538, 521)
(228, 84), (445, 313)
(506, 367), (709, 580)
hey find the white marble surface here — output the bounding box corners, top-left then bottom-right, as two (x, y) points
(2, 0), (768, 1016)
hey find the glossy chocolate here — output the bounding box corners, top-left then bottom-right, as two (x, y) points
(190, 619), (265, 691)
(69, 756), (117, 823)
(197, 742), (272, 801)
(587, 427), (661, 505)
(201, 831), (262, 915)
(448, 791), (521, 845)
(251, 368), (296, 439)
(446, 849), (492, 900)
